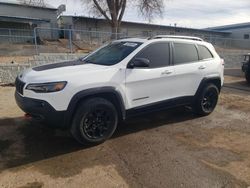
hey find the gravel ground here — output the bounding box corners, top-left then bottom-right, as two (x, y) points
(0, 76), (250, 188)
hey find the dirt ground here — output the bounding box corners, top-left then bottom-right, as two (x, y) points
(0, 76), (250, 188)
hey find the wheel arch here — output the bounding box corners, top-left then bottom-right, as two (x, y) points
(65, 87), (126, 127)
(195, 77), (222, 98)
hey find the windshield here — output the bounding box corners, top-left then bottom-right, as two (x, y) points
(83, 41), (142, 66)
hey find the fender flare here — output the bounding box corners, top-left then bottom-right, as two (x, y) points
(65, 86), (126, 126)
(195, 77), (222, 98)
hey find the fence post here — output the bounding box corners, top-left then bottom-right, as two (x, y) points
(69, 29), (73, 53)
(33, 28), (38, 55)
(8, 29), (11, 43)
(88, 31), (91, 45)
(99, 32), (101, 45)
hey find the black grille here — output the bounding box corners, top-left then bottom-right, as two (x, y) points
(15, 77), (25, 95)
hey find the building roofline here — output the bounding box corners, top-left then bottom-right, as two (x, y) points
(0, 15), (50, 23)
(59, 15), (231, 35)
(207, 22), (250, 31)
(0, 1), (57, 10)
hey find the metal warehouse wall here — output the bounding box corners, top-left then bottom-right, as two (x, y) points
(224, 27), (250, 49)
(0, 3), (59, 42)
(60, 16), (228, 39)
(0, 4), (57, 26)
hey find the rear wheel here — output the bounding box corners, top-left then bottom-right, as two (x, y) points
(71, 98), (118, 145)
(193, 84), (219, 116)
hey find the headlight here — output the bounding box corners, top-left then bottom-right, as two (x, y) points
(26, 81), (67, 93)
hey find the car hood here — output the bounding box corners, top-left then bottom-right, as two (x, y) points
(19, 59), (111, 83)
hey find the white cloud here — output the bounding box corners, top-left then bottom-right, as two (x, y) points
(45, 0), (250, 28)
(156, 0), (250, 28)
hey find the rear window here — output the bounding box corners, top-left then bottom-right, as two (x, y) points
(198, 45), (213, 60)
(174, 43), (199, 65)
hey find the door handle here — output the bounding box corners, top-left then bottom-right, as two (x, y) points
(161, 70), (173, 75)
(198, 65), (206, 70)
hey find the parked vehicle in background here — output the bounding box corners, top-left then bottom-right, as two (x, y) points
(241, 53), (250, 84)
(15, 35), (224, 145)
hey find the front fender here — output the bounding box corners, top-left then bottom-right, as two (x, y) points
(64, 86), (126, 127)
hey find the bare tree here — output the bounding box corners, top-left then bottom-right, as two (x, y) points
(83, 0), (164, 37)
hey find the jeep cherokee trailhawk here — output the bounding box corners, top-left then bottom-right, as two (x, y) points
(15, 35), (224, 144)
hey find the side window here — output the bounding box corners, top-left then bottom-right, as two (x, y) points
(244, 34), (249, 39)
(134, 42), (170, 68)
(174, 43), (199, 65)
(198, 45), (213, 60)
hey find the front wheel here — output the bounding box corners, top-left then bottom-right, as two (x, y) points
(193, 84), (219, 116)
(71, 98), (118, 145)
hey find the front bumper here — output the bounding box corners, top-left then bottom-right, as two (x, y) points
(15, 91), (68, 128)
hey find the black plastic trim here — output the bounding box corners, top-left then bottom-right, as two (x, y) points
(15, 91), (67, 128)
(194, 77), (222, 98)
(132, 96), (149, 101)
(15, 77), (222, 128)
(65, 87), (126, 126)
(15, 87), (126, 129)
(15, 77), (26, 95)
(126, 96), (193, 118)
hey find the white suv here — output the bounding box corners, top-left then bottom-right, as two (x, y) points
(15, 36), (224, 144)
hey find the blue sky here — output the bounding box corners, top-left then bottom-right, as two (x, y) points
(46, 0), (250, 28)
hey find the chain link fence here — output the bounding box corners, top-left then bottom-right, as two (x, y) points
(204, 36), (250, 50)
(1, 27), (250, 56)
(0, 28), (250, 54)
(0, 27), (127, 56)
(33, 27), (127, 54)
(0, 28), (34, 44)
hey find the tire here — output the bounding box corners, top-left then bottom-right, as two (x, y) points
(193, 84), (219, 116)
(71, 98), (118, 145)
(245, 72), (250, 84)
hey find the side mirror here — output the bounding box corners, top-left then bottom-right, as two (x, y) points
(127, 58), (150, 69)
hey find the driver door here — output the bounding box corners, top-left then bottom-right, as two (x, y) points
(125, 42), (175, 109)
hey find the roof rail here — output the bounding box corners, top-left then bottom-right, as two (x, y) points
(149, 35), (203, 41)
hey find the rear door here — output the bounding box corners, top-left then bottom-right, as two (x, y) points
(197, 44), (218, 78)
(125, 42), (175, 109)
(171, 42), (207, 97)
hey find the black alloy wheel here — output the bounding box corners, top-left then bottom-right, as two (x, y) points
(81, 108), (114, 140)
(71, 98), (118, 145)
(201, 88), (218, 113)
(193, 84), (219, 116)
